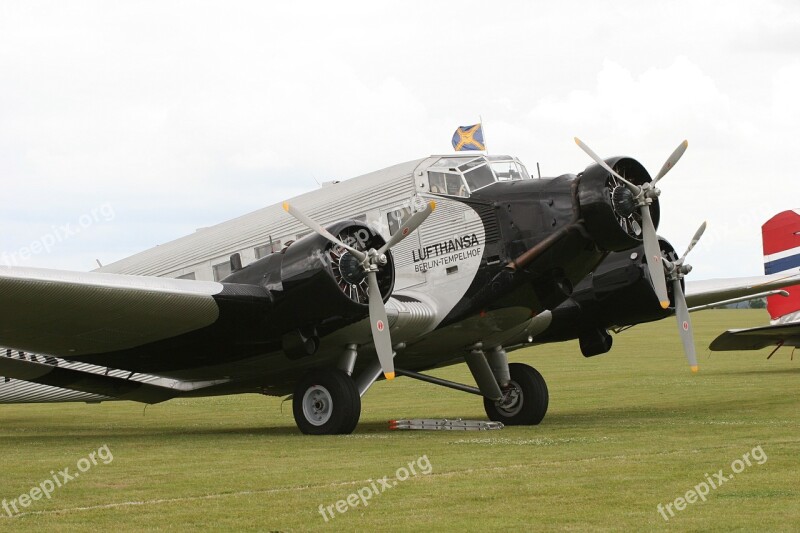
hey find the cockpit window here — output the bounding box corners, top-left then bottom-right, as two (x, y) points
(490, 161), (523, 181)
(426, 155), (532, 197)
(463, 164), (495, 190)
(429, 171), (468, 197)
(458, 159), (484, 172)
(431, 157), (477, 170)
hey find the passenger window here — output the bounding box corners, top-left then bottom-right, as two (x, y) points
(255, 240), (281, 259)
(212, 262), (232, 281)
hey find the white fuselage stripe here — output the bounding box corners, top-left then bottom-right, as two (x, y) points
(764, 244), (800, 263)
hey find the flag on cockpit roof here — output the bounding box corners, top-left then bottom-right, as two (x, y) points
(451, 123), (485, 151)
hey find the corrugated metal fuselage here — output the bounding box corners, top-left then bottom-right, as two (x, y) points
(1, 154), (630, 398)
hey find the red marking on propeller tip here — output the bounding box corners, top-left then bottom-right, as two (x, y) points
(682, 321), (689, 331)
(377, 320), (385, 332)
(402, 228), (409, 236)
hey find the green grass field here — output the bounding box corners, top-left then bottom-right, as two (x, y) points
(0, 309), (797, 531)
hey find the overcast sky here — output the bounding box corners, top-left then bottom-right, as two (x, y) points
(1, 1), (798, 279)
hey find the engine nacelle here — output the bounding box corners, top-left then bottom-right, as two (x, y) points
(577, 156), (660, 252)
(223, 220), (394, 349)
(279, 220), (395, 320)
(528, 238), (679, 355)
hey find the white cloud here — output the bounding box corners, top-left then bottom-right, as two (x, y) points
(0, 0), (798, 279)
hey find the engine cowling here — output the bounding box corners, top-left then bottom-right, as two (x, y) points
(279, 221), (395, 319)
(577, 156), (661, 252)
(222, 220), (394, 355)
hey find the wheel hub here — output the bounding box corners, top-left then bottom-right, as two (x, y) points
(302, 385), (333, 426)
(496, 381), (523, 416)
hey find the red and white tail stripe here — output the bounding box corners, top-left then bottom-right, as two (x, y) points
(762, 209), (800, 324)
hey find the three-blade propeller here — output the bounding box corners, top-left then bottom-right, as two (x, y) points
(575, 138), (689, 310)
(283, 200), (436, 380)
(663, 221), (707, 373)
(575, 138), (706, 372)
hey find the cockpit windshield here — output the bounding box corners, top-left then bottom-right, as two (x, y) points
(463, 163), (495, 190)
(426, 154), (531, 197)
(489, 160), (529, 181)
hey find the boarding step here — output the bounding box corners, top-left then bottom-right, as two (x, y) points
(389, 418), (504, 431)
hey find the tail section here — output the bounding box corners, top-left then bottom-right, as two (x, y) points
(762, 209), (800, 324)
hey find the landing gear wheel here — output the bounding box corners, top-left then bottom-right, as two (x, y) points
(483, 363), (549, 426)
(293, 369), (361, 435)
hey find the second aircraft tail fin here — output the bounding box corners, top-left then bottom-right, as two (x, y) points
(762, 209), (800, 324)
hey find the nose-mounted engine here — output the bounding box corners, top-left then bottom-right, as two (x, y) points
(577, 156), (660, 252)
(466, 139), (694, 359)
(466, 153), (667, 314)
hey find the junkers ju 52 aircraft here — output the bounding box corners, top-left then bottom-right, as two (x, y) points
(0, 139), (795, 434)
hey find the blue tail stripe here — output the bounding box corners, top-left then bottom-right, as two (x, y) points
(764, 252), (800, 275)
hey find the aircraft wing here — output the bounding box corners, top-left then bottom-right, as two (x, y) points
(684, 271), (800, 309)
(0, 355), (230, 403)
(0, 265), (262, 357)
(709, 323), (800, 351)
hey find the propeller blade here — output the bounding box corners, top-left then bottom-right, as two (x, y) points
(680, 221), (707, 262)
(574, 138), (640, 193)
(367, 271), (395, 380)
(641, 205), (670, 309)
(282, 202), (366, 261)
(377, 201), (436, 256)
(673, 278), (698, 373)
(652, 140), (688, 186)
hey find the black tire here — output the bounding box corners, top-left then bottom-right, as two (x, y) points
(483, 363), (549, 426)
(293, 369), (361, 435)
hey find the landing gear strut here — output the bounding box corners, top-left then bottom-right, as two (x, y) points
(291, 356), (549, 433)
(292, 369), (361, 435)
(483, 363), (549, 426)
